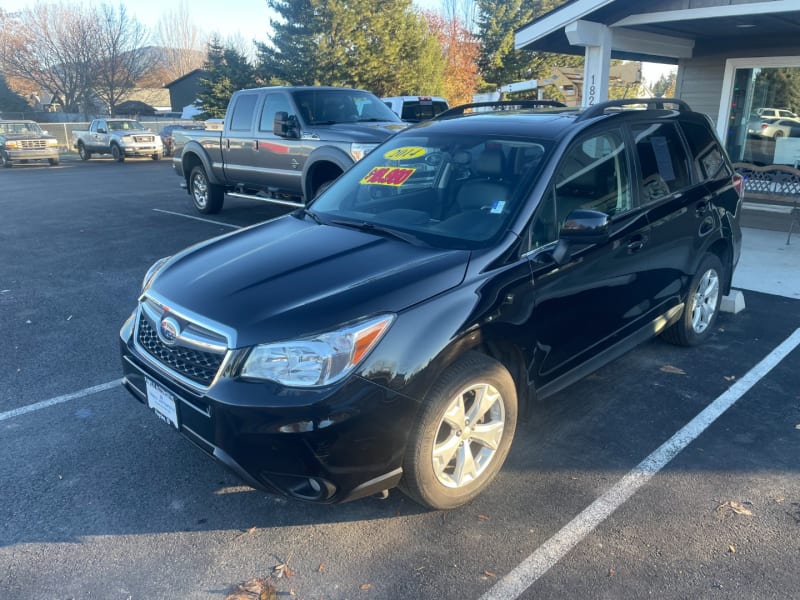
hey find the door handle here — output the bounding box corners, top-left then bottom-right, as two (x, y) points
(254, 139), (259, 150)
(627, 234), (648, 253)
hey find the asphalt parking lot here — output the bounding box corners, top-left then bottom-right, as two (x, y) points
(2, 155), (799, 600)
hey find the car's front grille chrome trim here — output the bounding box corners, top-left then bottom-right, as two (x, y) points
(133, 295), (233, 392)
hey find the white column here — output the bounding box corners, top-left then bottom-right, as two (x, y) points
(565, 20), (612, 107)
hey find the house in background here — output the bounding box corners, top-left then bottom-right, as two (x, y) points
(166, 69), (206, 114)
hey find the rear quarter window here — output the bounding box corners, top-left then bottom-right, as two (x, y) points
(680, 120), (731, 181)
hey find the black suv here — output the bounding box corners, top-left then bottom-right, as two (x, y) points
(120, 99), (743, 510)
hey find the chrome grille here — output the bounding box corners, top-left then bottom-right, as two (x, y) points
(136, 314), (224, 386)
(133, 135), (154, 143)
(20, 139), (47, 149)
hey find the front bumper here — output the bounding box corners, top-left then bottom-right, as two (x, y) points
(121, 144), (161, 157)
(119, 314), (417, 503)
(6, 147), (59, 161)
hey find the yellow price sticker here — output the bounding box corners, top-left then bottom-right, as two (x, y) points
(384, 146), (426, 161)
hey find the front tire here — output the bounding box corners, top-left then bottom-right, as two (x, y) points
(189, 165), (224, 214)
(111, 144), (124, 162)
(48, 158), (59, 166)
(662, 254), (724, 347)
(152, 153), (161, 161)
(78, 143), (91, 160)
(401, 352), (517, 510)
(1, 152), (10, 168)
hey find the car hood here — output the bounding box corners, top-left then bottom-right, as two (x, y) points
(151, 215), (469, 347)
(303, 121), (407, 143)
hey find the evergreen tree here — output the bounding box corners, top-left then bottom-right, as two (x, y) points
(255, 0), (322, 85)
(194, 36), (256, 119)
(476, 0), (580, 90)
(256, 0), (446, 96)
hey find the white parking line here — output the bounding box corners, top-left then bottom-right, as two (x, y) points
(0, 380), (121, 422)
(482, 327), (800, 600)
(152, 209), (240, 229)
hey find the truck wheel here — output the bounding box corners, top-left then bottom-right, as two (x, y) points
(190, 166), (224, 214)
(111, 144), (125, 162)
(400, 352), (517, 510)
(77, 143), (91, 161)
(152, 153), (161, 161)
(1, 152), (11, 168)
(48, 158), (59, 166)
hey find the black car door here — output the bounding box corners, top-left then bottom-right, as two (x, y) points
(524, 128), (655, 391)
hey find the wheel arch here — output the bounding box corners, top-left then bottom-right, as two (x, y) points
(302, 146), (353, 201)
(706, 237), (734, 295)
(181, 143), (224, 188)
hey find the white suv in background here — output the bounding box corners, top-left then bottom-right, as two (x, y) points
(382, 96), (449, 122)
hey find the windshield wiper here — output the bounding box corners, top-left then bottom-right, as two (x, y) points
(329, 219), (423, 245)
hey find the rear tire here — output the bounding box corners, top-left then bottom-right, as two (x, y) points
(661, 254), (723, 347)
(78, 143), (91, 160)
(189, 165), (224, 214)
(400, 352), (517, 510)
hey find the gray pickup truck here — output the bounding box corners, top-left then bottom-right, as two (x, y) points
(72, 118), (163, 162)
(172, 86), (406, 213)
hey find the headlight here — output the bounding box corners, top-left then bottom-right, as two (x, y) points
(5, 141), (18, 149)
(350, 143), (378, 161)
(141, 256), (171, 293)
(241, 314), (395, 387)
(46, 138), (58, 147)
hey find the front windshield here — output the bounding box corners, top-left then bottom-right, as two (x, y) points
(310, 130), (552, 249)
(292, 90), (400, 125)
(1, 122), (42, 134)
(109, 120), (145, 131)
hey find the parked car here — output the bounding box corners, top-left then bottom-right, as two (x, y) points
(382, 95), (449, 122)
(755, 107), (798, 120)
(748, 117), (800, 140)
(172, 86), (406, 214)
(0, 119), (60, 168)
(72, 119), (162, 162)
(120, 98), (743, 510)
(159, 123), (205, 157)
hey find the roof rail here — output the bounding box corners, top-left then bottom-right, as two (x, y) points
(576, 97), (692, 122)
(435, 100), (567, 120)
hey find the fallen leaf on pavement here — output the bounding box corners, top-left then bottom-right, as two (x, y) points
(360, 583), (372, 591)
(608, 568), (615, 577)
(225, 577), (277, 600)
(660, 365), (686, 375)
(716, 500), (753, 517)
(724, 375), (736, 381)
(317, 563), (325, 573)
(484, 570), (497, 578)
(729, 545), (736, 553)
(478, 514), (490, 521)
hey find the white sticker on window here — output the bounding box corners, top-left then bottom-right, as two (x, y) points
(490, 201), (506, 214)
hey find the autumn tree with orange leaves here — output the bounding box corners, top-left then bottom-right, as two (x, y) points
(423, 11), (480, 106)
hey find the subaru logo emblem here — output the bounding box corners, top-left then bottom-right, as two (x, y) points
(159, 316), (181, 346)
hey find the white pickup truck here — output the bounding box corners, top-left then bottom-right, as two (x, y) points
(72, 118), (163, 162)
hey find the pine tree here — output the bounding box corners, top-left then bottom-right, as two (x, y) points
(255, 0), (446, 96)
(194, 36), (256, 120)
(476, 0), (581, 91)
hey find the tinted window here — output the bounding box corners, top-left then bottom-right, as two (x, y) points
(680, 120), (730, 181)
(229, 93), (258, 131)
(258, 93), (293, 132)
(529, 130), (631, 249)
(292, 90), (399, 125)
(631, 122), (690, 202)
(400, 101), (449, 122)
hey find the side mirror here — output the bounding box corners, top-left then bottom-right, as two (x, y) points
(273, 111), (298, 138)
(97, 128), (107, 134)
(552, 209), (610, 264)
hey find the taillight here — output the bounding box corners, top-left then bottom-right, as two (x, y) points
(733, 173), (744, 198)
(761, 123), (769, 129)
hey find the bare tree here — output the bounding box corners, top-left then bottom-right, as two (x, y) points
(93, 3), (151, 114)
(151, 0), (207, 84)
(0, 2), (97, 113)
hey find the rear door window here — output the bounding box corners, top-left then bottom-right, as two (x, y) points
(229, 93), (259, 132)
(631, 122), (690, 202)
